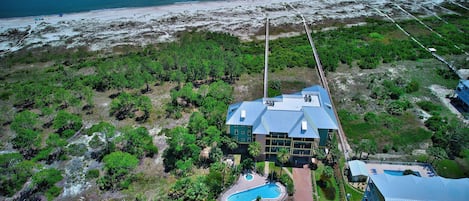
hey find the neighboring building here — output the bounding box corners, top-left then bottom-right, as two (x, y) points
(225, 85), (338, 164)
(348, 160), (368, 182)
(363, 174), (469, 201)
(456, 80), (469, 110)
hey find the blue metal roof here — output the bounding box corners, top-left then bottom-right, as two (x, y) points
(226, 100), (266, 126)
(288, 117), (320, 138)
(225, 85), (338, 139)
(263, 110), (302, 133)
(303, 107), (338, 129)
(456, 80), (469, 105)
(348, 160), (368, 177)
(369, 174), (469, 201)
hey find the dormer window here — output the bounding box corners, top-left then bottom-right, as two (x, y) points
(301, 120), (307, 132)
(241, 110), (246, 120)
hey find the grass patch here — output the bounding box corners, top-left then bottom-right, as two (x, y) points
(345, 183), (364, 201)
(315, 163), (340, 201)
(435, 159), (465, 178)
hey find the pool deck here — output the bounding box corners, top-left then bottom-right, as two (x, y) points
(365, 162), (436, 177)
(219, 172), (287, 201)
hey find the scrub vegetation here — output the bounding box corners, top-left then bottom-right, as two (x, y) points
(0, 14), (467, 200)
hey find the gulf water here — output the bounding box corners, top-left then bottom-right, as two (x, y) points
(0, 0), (215, 18)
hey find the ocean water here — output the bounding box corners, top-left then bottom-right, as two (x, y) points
(0, 0), (212, 18)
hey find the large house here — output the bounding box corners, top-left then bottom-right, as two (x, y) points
(363, 174), (469, 201)
(456, 80), (469, 111)
(225, 85), (338, 164)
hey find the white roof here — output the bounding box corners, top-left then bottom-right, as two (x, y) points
(348, 160), (368, 177)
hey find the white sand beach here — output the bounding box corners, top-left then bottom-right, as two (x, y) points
(0, 0), (447, 53)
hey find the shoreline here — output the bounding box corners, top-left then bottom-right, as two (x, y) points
(0, 0), (448, 54)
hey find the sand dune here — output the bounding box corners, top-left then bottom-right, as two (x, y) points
(0, 0), (447, 54)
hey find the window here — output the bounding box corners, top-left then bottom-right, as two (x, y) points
(234, 129), (238, 135)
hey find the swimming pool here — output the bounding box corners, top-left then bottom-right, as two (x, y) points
(384, 170), (421, 177)
(227, 183), (281, 201)
(245, 173), (253, 181)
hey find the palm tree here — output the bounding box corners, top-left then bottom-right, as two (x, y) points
(248, 142), (261, 170)
(277, 148), (290, 176)
(248, 142), (261, 159)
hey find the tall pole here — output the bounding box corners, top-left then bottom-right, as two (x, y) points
(264, 18), (269, 99)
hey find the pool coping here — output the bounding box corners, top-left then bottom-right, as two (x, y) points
(218, 172), (287, 201)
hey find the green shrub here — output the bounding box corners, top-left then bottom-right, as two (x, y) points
(53, 110), (82, 137)
(280, 174), (294, 195)
(386, 100), (411, 115)
(363, 112), (379, 124)
(369, 32), (384, 40)
(87, 121), (116, 136)
(67, 143), (88, 156)
(89, 135), (104, 149)
(32, 147), (54, 162)
(405, 79), (420, 93)
(417, 101), (441, 112)
(32, 168), (63, 192)
(45, 186), (62, 201)
(425, 115), (447, 131)
(0, 155), (34, 197)
(86, 169), (100, 179)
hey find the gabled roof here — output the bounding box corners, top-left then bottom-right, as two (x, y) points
(225, 85), (338, 138)
(370, 174), (469, 201)
(226, 100), (266, 126)
(348, 160), (368, 177)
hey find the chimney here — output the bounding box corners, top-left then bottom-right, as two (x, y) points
(264, 17), (269, 99)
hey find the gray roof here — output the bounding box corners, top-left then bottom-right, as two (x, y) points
(226, 85), (338, 139)
(348, 160), (368, 177)
(456, 80), (469, 104)
(369, 174), (469, 201)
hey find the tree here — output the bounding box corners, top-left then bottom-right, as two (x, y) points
(10, 110), (38, 133)
(32, 168), (63, 192)
(227, 140), (238, 151)
(0, 154), (35, 196)
(53, 110), (82, 138)
(209, 147), (223, 163)
(163, 127), (201, 172)
(168, 176), (210, 201)
(248, 142), (261, 170)
(99, 151), (139, 190)
(365, 140), (378, 159)
(322, 166), (334, 178)
(188, 112), (208, 136)
(11, 111), (41, 156)
(118, 127), (158, 159)
(427, 147), (448, 164)
(277, 148), (290, 175)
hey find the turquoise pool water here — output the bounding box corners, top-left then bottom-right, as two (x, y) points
(384, 170), (421, 177)
(245, 173), (253, 181)
(227, 183), (281, 201)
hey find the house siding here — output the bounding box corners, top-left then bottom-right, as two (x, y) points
(229, 125), (253, 144)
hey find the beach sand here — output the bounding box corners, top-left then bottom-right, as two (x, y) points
(0, 0), (447, 54)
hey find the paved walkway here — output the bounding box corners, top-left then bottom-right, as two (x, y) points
(265, 161), (269, 176)
(282, 167), (294, 180)
(293, 166), (314, 201)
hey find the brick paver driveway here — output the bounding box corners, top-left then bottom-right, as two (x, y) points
(292, 166), (314, 201)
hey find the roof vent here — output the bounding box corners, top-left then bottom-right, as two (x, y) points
(301, 120), (307, 131)
(241, 110), (246, 119)
(325, 103), (332, 109)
